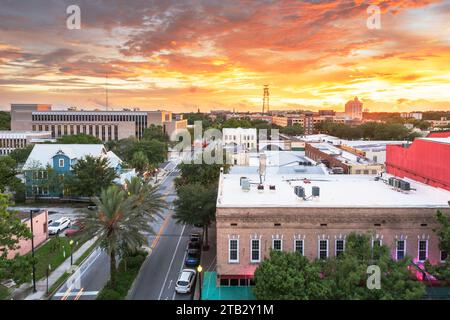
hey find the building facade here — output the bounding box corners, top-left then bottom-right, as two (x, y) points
(222, 128), (257, 152)
(10, 104), (186, 142)
(215, 172), (450, 286)
(0, 131), (53, 155)
(386, 135), (450, 191)
(345, 97), (363, 120)
(23, 144), (122, 198)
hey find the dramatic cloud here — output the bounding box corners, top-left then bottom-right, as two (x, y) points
(0, 0), (449, 112)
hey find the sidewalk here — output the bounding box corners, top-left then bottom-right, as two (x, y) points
(194, 223), (217, 300)
(24, 236), (98, 300)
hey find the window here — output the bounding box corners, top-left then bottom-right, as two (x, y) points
(272, 239), (282, 251)
(59, 159), (64, 167)
(319, 240), (328, 259)
(396, 240), (406, 260)
(335, 239), (345, 257)
(418, 240), (428, 262)
(250, 239), (260, 263)
(372, 239), (382, 247)
(294, 239), (304, 255)
(441, 251), (448, 263)
(229, 239), (239, 263)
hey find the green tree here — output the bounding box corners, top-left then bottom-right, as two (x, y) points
(0, 156), (18, 192)
(319, 233), (425, 300)
(133, 139), (167, 166)
(125, 176), (167, 219)
(131, 151), (149, 174)
(8, 145), (34, 164)
(279, 124), (304, 136)
(173, 183), (217, 248)
(143, 125), (168, 142)
(0, 111), (10, 130)
(68, 156), (117, 197)
(56, 133), (102, 144)
(83, 183), (165, 288)
(0, 194), (32, 284)
(253, 251), (330, 300)
(425, 204), (450, 281)
(175, 162), (229, 188)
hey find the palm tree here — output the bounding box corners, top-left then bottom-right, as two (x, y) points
(125, 176), (167, 220)
(83, 182), (165, 288)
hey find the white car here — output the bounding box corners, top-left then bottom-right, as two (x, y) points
(48, 217), (71, 235)
(175, 269), (196, 294)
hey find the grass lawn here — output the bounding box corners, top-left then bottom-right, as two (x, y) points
(33, 236), (87, 280)
(0, 285), (10, 300)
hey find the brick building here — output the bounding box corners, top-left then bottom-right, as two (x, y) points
(215, 172), (450, 286)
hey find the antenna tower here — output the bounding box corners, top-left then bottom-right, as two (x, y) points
(262, 84), (269, 114)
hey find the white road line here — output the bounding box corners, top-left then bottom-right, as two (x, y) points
(158, 223), (186, 300)
(54, 291), (99, 297)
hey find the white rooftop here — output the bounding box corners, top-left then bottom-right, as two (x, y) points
(23, 144), (118, 169)
(419, 137), (450, 145)
(217, 173), (450, 208)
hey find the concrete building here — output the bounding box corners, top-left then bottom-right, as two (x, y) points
(6, 210), (49, 259)
(345, 97), (363, 120)
(386, 134), (450, 191)
(23, 144), (122, 199)
(305, 142), (384, 174)
(401, 112), (423, 120)
(222, 128), (257, 152)
(10, 104), (187, 142)
(0, 131), (54, 155)
(215, 171), (450, 286)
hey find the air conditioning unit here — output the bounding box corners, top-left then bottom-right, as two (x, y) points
(294, 186), (305, 198)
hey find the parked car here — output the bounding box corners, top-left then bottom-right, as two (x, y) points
(48, 217), (71, 235)
(175, 269), (196, 294)
(185, 248), (200, 267)
(87, 203), (97, 211)
(189, 233), (201, 243)
(65, 221), (85, 237)
(187, 241), (200, 250)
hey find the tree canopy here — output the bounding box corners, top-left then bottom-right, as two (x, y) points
(0, 111), (10, 130)
(67, 156), (117, 197)
(56, 133), (102, 144)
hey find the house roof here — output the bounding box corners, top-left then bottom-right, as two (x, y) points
(23, 144), (118, 169)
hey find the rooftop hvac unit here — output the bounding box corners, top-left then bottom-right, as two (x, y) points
(388, 177), (396, 186)
(241, 179), (250, 191)
(312, 186), (320, 197)
(294, 186), (305, 198)
(393, 179), (401, 189)
(240, 176), (247, 186)
(399, 180), (410, 191)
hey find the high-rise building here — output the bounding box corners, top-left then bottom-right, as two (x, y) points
(344, 97), (363, 120)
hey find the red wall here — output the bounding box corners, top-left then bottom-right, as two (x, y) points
(427, 131), (450, 138)
(386, 139), (450, 191)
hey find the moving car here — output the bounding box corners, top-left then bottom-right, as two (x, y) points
(175, 269), (196, 294)
(65, 221), (85, 237)
(87, 203), (97, 210)
(184, 248), (200, 267)
(48, 217), (71, 235)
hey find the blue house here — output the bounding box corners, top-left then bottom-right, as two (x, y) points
(23, 144), (122, 199)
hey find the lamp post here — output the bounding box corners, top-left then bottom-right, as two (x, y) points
(69, 239), (74, 265)
(30, 209), (40, 293)
(155, 168), (159, 183)
(46, 264), (51, 295)
(197, 265), (203, 300)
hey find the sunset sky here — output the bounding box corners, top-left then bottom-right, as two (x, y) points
(0, 0), (449, 113)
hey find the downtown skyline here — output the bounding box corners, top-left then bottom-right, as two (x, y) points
(1, 0), (450, 113)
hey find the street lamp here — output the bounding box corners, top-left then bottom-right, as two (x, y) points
(46, 264), (51, 295)
(197, 265), (203, 300)
(30, 209), (40, 293)
(155, 168), (159, 183)
(69, 240), (74, 265)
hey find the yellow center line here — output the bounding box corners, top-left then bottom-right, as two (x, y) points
(151, 211), (172, 249)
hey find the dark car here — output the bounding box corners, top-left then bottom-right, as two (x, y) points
(189, 233), (201, 243)
(65, 221), (85, 236)
(184, 249), (200, 267)
(188, 241), (200, 250)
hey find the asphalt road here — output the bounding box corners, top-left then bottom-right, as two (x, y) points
(128, 169), (201, 300)
(51, 166), (197, 300)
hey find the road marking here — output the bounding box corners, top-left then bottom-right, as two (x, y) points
(54, 290), (98, 297)
(74, 288), (84, 300)
(151, 213), (172, 249)
(168, 280), (173, 289)
(158, 223), (186, 300)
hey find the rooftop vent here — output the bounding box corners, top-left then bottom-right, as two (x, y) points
(269, 185), (276, 191)
(312, 186), (320, 197)
(241, 178), (250, 191)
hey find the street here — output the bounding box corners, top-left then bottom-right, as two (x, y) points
(50, 165), (198, 300)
